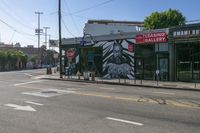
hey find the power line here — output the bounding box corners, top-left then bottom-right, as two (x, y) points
(68, 14), (92, 20)
(9, 30), (16, 44)
(61, 18), (76, 37)
(69, 0), (114, 15)
(0, 18), (35, 37)
(63, 0), (81, 35)
(1, 0), (35, 30)
(50, 0), (114, 16)
(186, 19), (200, 24)
(0, 17), (37, 43)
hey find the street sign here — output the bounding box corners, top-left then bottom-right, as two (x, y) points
(49, 40), (58, 47)
(53, 53), (59, 59)
(35, 29), (43, 34)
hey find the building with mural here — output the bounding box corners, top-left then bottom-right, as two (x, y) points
(60, 23), (200, 82)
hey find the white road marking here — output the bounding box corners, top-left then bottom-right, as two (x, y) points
(14, 80), (44, 86)
(106, 117), (143, 126)
(25, 101), (43, 106)
(24, 73), (33, 77)
(153, 91), (175, 95)
(22, 89), (75, 97)
(5, 104), (36, 112)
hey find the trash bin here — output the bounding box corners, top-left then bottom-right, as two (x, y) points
(46, 67), (52, 74)
(76, 71), (81, 80)
(91, 71), (95, 81)
(83, 71), (89, 80)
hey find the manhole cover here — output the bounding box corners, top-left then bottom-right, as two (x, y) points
(42, 91), (58, 94)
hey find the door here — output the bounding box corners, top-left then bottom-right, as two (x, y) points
(159, 58), (169, 81)
(193, 54), (200, 82)
(135, 58), (144, 79)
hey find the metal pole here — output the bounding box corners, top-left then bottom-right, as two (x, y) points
(58, 0), (63, 78)
(157, 43), (159, 86)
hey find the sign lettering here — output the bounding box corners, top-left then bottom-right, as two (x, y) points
(136, 32), (167, 44)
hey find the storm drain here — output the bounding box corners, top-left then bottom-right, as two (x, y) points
(22, 89), (75, 97)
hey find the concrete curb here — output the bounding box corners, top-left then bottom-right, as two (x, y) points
(41, 77), (200, 92)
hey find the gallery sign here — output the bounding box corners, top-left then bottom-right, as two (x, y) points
(136, 32), (167, 44)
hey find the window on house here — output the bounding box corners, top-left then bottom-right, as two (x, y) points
(192, 30), (196, 35)
(196, 30), (199, 35)
(173, 32), (177, 36)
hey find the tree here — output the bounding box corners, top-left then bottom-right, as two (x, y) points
(144, 9), (186, 29)
(0, 50), (28, 71)
(0, 51), (7, 71)
(44, 50), (58, 66)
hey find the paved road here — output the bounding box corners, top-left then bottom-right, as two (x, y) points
(0, 69), (200, 133)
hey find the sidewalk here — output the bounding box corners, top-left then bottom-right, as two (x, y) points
(35, 73), (200, 92)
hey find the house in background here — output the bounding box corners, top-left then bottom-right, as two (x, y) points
(0, 43), (46, 69)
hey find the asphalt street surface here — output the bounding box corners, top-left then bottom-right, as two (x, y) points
(0, 69), (200, 133)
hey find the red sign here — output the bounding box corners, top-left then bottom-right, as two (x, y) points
(128, 44), (134, 52)
(136, 32), (166, 44)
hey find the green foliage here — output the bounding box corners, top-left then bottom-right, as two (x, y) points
(0, 50), (27, 71)
(144, 9), (186, 29)
(45, 50), (58, 65)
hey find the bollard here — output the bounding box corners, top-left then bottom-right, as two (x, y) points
(46, 67), (52, 75)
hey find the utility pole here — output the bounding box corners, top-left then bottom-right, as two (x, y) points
(43, 27), (50, 49)
(58, 0), (63, 78)
(48, 34), (51, 50)
(35, 12), (43, 67)
(35, 11), (43, 50)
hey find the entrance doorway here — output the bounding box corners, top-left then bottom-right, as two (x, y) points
(80, 47), (103, 76)
(135, 57), (144, 79)
(159, 58), (169, 81)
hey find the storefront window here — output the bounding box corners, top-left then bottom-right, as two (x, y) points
(173, 32), (177, 37)
(176, 42), (200, 82)
(196, 30), (199, 35)
(184, 31), (188, 35)
(155, 43), (169, 52)
(192, 30), (196, 35)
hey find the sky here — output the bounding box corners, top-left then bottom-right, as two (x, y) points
(0, 0), (199, 48)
